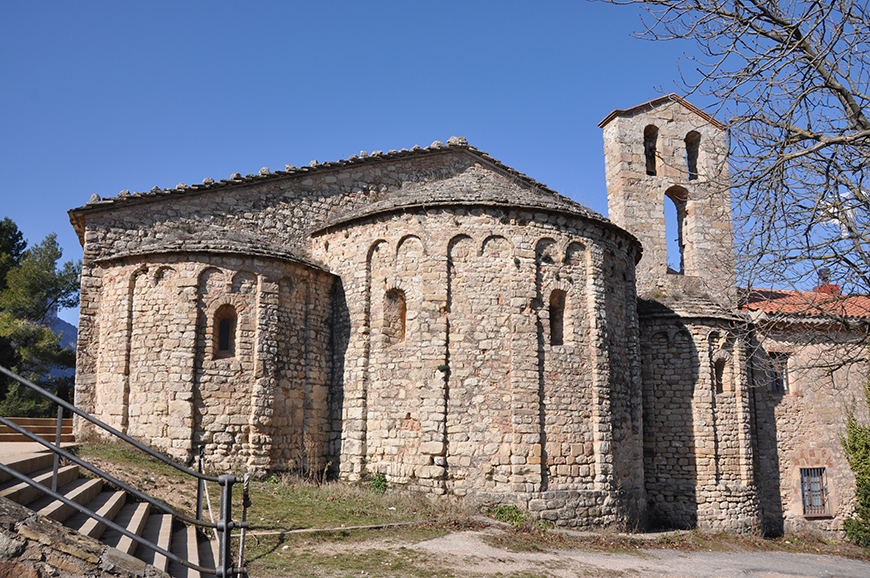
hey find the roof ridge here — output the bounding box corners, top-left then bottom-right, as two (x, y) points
(71, 136), (570, 212)
(597, 94), (727, 130)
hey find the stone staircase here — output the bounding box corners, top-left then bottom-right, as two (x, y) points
(0, 417), (74, 443)
(0, 449), (220, 577)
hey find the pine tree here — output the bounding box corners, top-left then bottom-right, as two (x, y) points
(0, 221), (80, 416)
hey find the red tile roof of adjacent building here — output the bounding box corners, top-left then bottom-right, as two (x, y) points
(740, 286), (870, 319)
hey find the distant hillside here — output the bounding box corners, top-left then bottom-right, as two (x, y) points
(50, 317), (77, 350)
(48, 315), (76, 378)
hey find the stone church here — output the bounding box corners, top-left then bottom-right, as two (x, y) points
(69, 95), (869, 535)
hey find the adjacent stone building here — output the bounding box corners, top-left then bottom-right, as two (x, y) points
(69, 95), (869, 535)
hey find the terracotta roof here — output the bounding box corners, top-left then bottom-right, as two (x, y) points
(598, 94), (727, 131)
(740, 287), (870, 320)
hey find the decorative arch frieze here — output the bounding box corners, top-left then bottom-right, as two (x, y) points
(396, 235), (425, 258)
(232, 271), (258, 294)
(481, 234), (512, 258)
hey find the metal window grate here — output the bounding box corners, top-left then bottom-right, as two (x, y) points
(801, 467), (829, 516)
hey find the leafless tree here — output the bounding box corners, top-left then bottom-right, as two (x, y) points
(598, 0), (870, 373)
(600, 0), (870, 296)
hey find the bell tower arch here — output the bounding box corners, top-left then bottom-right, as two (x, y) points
(599, 94), (735, 307)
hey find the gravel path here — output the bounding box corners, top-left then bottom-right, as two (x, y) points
(412, 530), (870, 578)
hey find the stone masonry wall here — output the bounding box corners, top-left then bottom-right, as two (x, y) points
(602, 100), (735, 307)
(314, 198), (645, 528)
(76, 252), (332, 472)
(640, 315), (760, 533)
(751, 326), (869, 536)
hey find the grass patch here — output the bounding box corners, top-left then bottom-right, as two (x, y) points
(69, 440), (870, 577)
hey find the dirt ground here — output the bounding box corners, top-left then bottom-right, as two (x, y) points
(409, 529), (870, 578)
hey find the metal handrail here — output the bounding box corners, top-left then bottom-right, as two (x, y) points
(0, 462), (216, 575)
(0, 415), (215, 528)
(0, 366), (219, 483)
(0, 365), (243, 578)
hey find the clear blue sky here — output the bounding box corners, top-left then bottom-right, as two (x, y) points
(0, 1), (706, 326)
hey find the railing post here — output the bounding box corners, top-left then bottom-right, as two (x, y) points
(218, 474), (235, 578)
(51, 404), (63, 492)
(196, 446), (204, 521)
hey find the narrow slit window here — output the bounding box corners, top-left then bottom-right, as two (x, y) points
(644, 125), (658, 176)
(549, 290), (566, 346)
(219, 319), (231, 350)
(665, 187), (688, 274)
(214, 304), (237, 358)
(767, 352), (789, 393)
(685, 131), (700, 180)
(714, 358), (726, 394)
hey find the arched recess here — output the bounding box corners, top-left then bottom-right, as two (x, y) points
(644, 125), (658, 176)
(383, 288), (407, 346)
(367, 240), (391, 288)
(232, 271), (257, 294)
(126, 264), (178, 445)
(564, 241), (586, 267)
(448, 234), (474, 265)
(396, 235), (425, 258)
(535, 238), (558, 265)
(685, 131), (701, 180)
(665, 186), (689, 274)
(482, 235), (512, 258)
(708, 331), (735, 394)
(200, 267), (226, 296)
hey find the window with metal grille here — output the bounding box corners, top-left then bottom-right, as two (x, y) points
(800, 467), (829, 516)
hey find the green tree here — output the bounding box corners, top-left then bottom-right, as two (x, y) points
(1, 233), (81, 323)
(0, 217), (26, 292)
(843, 383), (870, 546)
(0, 222), (81, 416)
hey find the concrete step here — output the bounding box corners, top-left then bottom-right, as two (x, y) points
(0, 464), (79, 506)
(0, 452), (55, 483)
(32, 477), (104, 523)
(197, 535), (219, 578)
(136, 514), (173, 573)
(0, 418), (73, 428)
(102, 501), (150, 555)
(0, 433), (75, 443)
(0, 426), (73, 435)
(0, 418), (74, 442)
(168, 525), (202, 578)
(66, 489), (127, 540)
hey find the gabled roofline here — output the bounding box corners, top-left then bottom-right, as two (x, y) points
(67, 138), (574, 245)
(597, 94), (727, 131)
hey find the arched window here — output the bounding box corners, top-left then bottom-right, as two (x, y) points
(685, 131), (701, 180)
(714, 358), (726, 394)
(214, 304), (237, 358)
(383, 289), (406, 346)
(665, 186), (688, 274)
(644, 125), (658, 176)
(549, 290), (566, 346)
